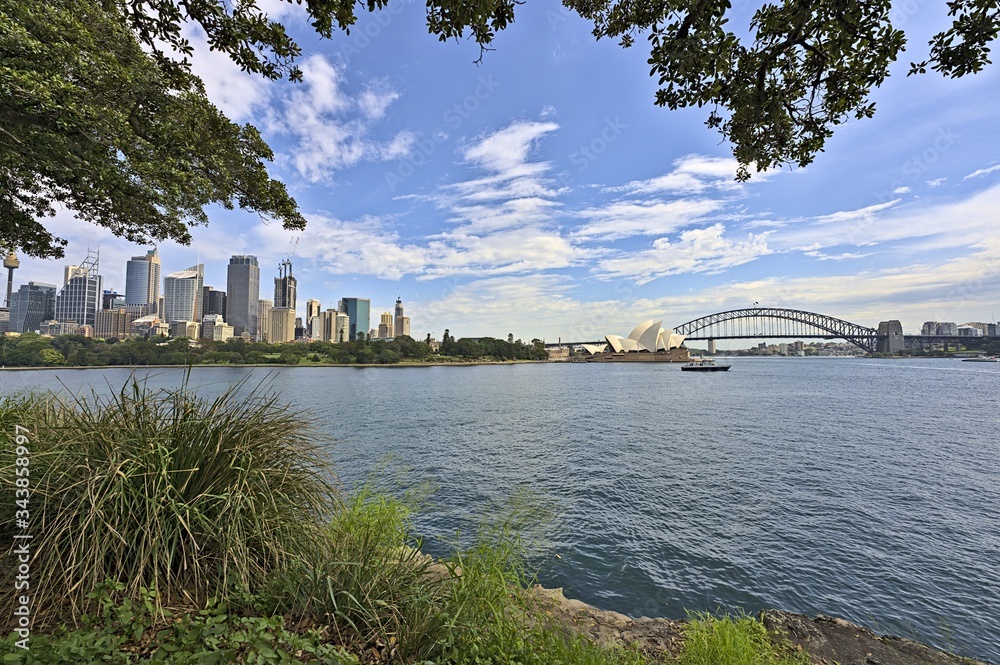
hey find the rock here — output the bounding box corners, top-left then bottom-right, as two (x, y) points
(524, 587), (987, 665)
(762, 610), (987, 665)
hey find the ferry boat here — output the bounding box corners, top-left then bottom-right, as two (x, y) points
(681, 359), (731, 372)
(962, 356), (998, 362)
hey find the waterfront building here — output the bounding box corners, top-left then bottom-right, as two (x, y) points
(201, 314), (234, 342)
(393, 297), (411, 338)
(339, 297), (370, 341)
(39, 320), (78, 336)
(778, 343), (789, 356)
(793, 340), (805, 356)
(226, 255), (259, 338)
(125, 249), (161, 311)
(583, 320), (690, 362)
(203, 286), (227, 319)
(257, 299), (272, 342)
(0, 308), (8, 335)
(162, 265), (204, 324)
(269, 306), (296, 343)
(921, 321), (938, 336)
(962, 322), (990, 335)
(8, 282), (57, 333)
(938, 322), (958, 336)
(95, 309), (137, 340)
(378, 311), (394, 339)
(169, 320), (201, 339)
(957, 325), (982, 337)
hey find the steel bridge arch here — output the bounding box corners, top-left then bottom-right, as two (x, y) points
(673, 307), (878, 353)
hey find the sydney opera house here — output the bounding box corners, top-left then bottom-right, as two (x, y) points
(582, 320), (690, 362)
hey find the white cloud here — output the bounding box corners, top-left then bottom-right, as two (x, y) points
(963, 164), (1000, 180)
(926, 177), (947, 188)
(572, 199), (723, 241)
(892, 186), (911, 194)
(605, 155), (768, 195)
(592, 224), (772, 284)
(250, 55), (412, 182)
(813, 199), (900, 225)
(463, 121), (559, 174)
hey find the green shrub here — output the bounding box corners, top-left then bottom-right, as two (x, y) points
(0, 379), (338, 625)
(680, 612), (807, 665)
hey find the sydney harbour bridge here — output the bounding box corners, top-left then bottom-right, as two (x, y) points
(546, 307), (995, 355)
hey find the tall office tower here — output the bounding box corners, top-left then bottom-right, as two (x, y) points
(125, 248), (161, 309)
(320, 310), (351, 343)
(162, 264), (204, 324)
(63, 265), (86, 286)
(378, 312), (393, 339)
(306, 299), (321, 321)
(226, 255), (260, 337)
(269, 307), (296, 343)
(203, 286), (227, 318)
(55, 250), (102, 327)
(393, 296), (411, 338)
(257, 299), (273, 342)
(273, 259), (296, 310)
(305, 299), (321, 338)
(339, 298), (370, 341)
(9, 282), (57, 333)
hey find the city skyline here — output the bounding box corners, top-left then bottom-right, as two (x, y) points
(7, 1), (1000, 341)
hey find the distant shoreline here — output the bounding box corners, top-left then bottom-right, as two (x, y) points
(0, 360), (554, 371)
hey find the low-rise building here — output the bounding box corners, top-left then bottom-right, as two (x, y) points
(169, 320), (201, 339)
(201, 314), (235, 342)
(96, 308), (137, 340)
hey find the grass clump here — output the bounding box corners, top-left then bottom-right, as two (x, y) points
(680, 612), (807, 665)
(0, 379), (337, 624)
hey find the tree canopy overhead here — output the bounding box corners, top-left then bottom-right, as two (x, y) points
(2, 0), (997, 257)
(1, 0), (305, 259)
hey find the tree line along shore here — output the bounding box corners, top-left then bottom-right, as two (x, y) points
(0, 333), (549, 368)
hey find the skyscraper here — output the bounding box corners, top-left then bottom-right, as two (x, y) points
(340, 298), (370, 341)
(9, 282), (57, 333)
(273, 259), (296, 310)
(378, 312), (393, 339)
(203, 286), (227, 318)
(306, 299), (322, 338)
(226, 255), (260, 338)
(394, 296), (411, 338)
(162, 264), (204, 324)
(55, 250), (102, 327)
(125, 248), (161, 311)
(257, 299), (273, 342)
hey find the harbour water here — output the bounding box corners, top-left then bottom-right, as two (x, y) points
(2, 358), (998, 662)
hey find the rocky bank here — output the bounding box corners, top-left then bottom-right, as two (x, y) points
(528, 586), (988, 665)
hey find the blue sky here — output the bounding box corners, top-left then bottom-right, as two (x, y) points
(19, 0), (1000, 341)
